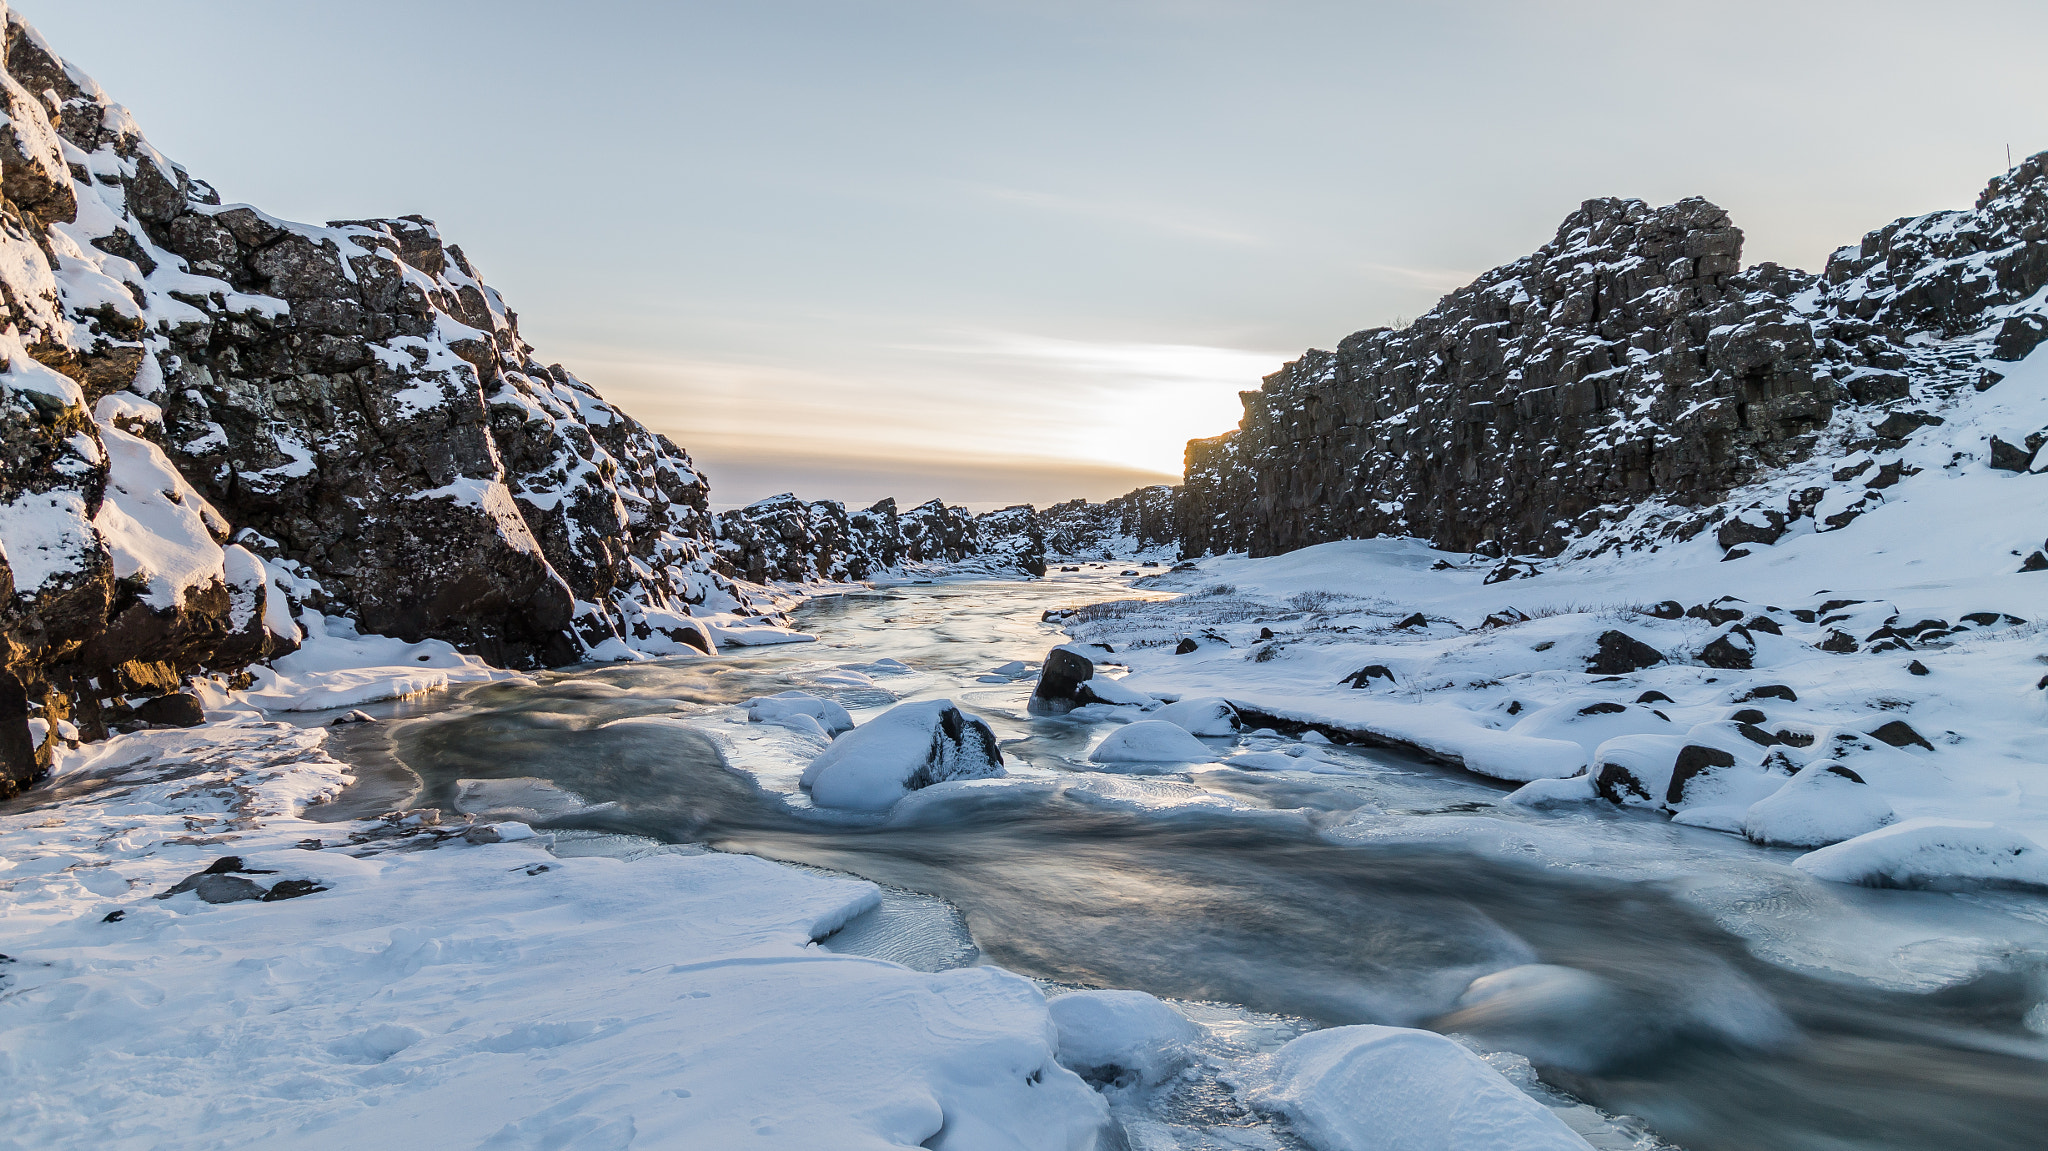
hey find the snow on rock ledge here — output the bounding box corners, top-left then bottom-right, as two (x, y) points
(800, 698), (1006, 810)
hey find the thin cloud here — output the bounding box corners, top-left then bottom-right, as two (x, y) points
(973, 183), (1265, 247)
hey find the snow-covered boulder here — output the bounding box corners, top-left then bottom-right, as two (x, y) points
(745, 691), (854, 737)
(1152, 696), (1240, 736)
(1090, 721), (1217, 765)
(800, 699), (1005, 810)
(1031, 646), (1152, 713)
(1793, 818), (2048, 889)
(1588, 735), (1691, 806)
(1245, 1024), (1594, 1151)
(1742, 763), (1895, 848)
(1508, 701), (1671, 758)
(1048, 990), (1202, 1087)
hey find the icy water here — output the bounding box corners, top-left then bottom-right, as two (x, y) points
(355, 575), (2048, 1151)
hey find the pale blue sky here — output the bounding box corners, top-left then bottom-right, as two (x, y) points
(29, 1), (2048, 508)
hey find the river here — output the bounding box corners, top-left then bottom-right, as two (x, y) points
(323, 573), (2048, 1151)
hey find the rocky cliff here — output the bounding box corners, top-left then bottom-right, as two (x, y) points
(712, 484), (1181, 585)
(0, 5), (743, 791)
(1179, 160), (2048, 560)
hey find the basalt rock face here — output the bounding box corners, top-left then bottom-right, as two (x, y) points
(1182, 158), (2048, 560)
(0, 5), (742, 790)
(714, 485), (1181, 583)
(1182, 198), (1835, 558)
(1038, 485), (1179, 559)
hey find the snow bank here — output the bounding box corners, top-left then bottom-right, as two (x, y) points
(800, 698), (1006, 810)
(1794, 818), (2048, 890)
(1244, 1024), (1594, 1151)
(236, 611), (514, 710)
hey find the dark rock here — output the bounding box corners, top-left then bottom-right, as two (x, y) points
(131, 693), (204, 727)
(2022, 551), (2048, 572)
(1646, 600), (1685, 620)
(1730, 708), (1768, 725)
(1868, 720), (1933, 751)
(1577, 702), (1627, 716)
(1716, 509), (1786, 551)
(1844, 369), (1910, 405)
(1587, 631), (1664, 675)
(1699, 626), (1755, 670)
(1818, 629), (1859, 653)
(1822, 764), (1867, 784)
(1394, 612), (1428, 629)
(1258, 627), (1274, 640)
(1977, 368), (2007, 391)
(1635, 690), (1674, 704)
(1665, 744), (1738, 806)
(1743, 615), (1782, 635)
(1687, 601), (1747, 625)
(1030, 648), (1142, 713)
(1342, 664), (1398, 688)
(156, 873), (266, 904)
(1740, 684), (1797, 702)
(1991, 313), (2048, 361)
(1990, 436), (2033, 472)
(1872, 410), (1943, 440)
(1774, 729), (1816, 747)
(101, 910), (125, 923)
(260, 879), (326, 901)
(1907, 660), (1930, 676)
(1733, 722), (1779, 746)
(1174, 638), (1199, 655)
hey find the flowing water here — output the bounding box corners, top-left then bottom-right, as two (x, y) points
(335, 574), (2048, 1151)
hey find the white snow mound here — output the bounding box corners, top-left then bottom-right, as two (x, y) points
(1794, 818), (2048, 889)
(1090, 721), (1218, 764)
(1246, 1024), (1595, 1151)
(1048, 989), (1202, 1087)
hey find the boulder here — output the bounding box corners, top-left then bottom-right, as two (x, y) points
(1699, 626), (1756, 670)
(1586, 630), (1663, 675)
(800, 699), (1005, 811)
(1030, 647), (1150, 713)
(1744, 764), (1895, 848)
(131, 693), (204, 727)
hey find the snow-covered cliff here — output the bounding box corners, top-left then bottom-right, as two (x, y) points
(0, 4), (742, 790)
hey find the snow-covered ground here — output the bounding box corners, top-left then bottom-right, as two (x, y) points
(0, 702), (1121, 1150)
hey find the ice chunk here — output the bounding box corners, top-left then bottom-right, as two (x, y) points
(1048, 989), (1201, 1087)
(1090, 721), (1218, 765)
(745, 691), (854, 737)
(800, 699), (1005, 810)
(1246, 1024), (1594, 1151)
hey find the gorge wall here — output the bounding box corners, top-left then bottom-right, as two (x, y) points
(1176, 162), (2048, 559)
(0, 5), (746, 790)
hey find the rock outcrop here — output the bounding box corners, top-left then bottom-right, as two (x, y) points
(0, 5), (741, 790)
(1179, 159), (2048, 559)
(714, 486), (1180, 584)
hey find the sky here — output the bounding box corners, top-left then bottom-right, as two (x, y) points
(26, 1), (2048, 509)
